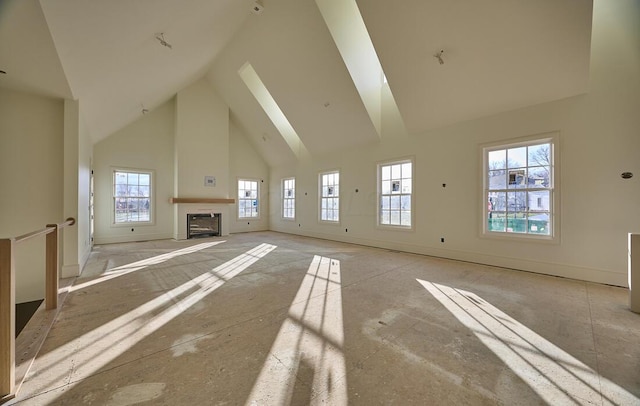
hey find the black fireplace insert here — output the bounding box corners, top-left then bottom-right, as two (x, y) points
(187, 213), (221, 238)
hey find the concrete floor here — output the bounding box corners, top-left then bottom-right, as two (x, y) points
(9, 231), (640, 405)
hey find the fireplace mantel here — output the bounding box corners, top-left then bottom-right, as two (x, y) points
(169, 197), (235, 204)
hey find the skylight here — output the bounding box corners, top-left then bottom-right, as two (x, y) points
(238, 62), (305, 158)
(315, 0), (396, 138)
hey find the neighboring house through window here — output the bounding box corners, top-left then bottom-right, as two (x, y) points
(320, 171), (339, 222)
(238, 179), (259, 218)
(282, 177), (295, 220)
(485, 136), (555, 238)
(113, 169), (152, 224)
(378, 159), (413, 228)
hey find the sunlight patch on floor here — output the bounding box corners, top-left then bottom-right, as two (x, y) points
(69, 241), (226, 292)
(417, 279), (639, 405)
(23, 243), (276, 401)
(247, 255), (347, 406)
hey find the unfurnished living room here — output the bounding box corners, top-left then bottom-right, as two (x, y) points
(0, 0), (639, 405)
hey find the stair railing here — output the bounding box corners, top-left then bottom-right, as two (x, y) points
(0, 217), (75, 402)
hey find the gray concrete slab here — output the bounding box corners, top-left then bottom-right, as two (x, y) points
(9, 232), (640, 405)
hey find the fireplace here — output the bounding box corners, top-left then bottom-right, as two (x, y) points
(187, 213), (221, 239)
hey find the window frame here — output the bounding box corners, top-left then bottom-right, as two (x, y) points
(282, 177), (296, 221)
(481, 133), (559, 242)
(237, 178), (260, 220)
(112, 168), (154, 226)
(319, 170), (340, 224)
(377, 157), (414, 231)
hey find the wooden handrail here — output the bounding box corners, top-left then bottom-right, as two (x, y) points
(48, 217), (76, 228)
(1, 217), (75, 402)
(13, 218), (74, 245)
(14, 228), (53, 244)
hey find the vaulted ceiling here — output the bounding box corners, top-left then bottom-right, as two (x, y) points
(0, 0), (592, 167)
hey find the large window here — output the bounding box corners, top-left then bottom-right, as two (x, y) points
(238, 179), (259, 218)
(320, 171), (339, 222)
(378, 159), (413, 228)
(113, 169), (151, 224)
(282, 178), (295, 220)
(485, 138), (555, 237)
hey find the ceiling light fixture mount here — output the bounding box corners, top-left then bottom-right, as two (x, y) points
(434, 49), (445, 65)
(251, 0), (264, 14)
(155, 33), (172, 49)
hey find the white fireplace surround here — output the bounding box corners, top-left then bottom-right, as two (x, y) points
(174, 204), (230, 240)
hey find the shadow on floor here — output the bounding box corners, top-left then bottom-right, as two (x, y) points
(16, 299), (43, 337)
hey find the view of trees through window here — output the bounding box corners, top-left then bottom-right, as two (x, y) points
(114, 170), (151, 223)
(486, 142), (552, 235)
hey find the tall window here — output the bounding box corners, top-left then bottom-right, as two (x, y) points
(113, 169), (152, 223)
(320, 171), (339, 222)
(379, 159), (413, 228)
(238, 179), (259, 218)
(485, 138), (554, 237)
(282, 178), (295, 219)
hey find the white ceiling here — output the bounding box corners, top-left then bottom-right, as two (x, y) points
(359, 0), (592, 133)
(0, 0), (72, 99)
(0, 0), (593, 167)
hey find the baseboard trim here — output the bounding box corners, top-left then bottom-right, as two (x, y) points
(61, 263), (80, 278)
(270, 228), (627, 287)
(93, 233), (172, 245)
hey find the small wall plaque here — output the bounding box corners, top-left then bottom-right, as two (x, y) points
(204, 176), (216, 187)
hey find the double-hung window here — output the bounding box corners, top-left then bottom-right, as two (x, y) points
(484, 137), (556, 238)
(282, 178), (295, 220)
(113, 169), (152, 224)
(320, 171), (339, 222)
(378, 159), (413, 228)
(238, 179), (259, 218)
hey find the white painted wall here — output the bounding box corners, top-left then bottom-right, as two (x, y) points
(269, 0), (640, 287)
(92, 79), (271, 243)
(60, 99), (92, 277)
(77, 105), (92, 268)
(0, 88), (64, 302)
(229, 120), (269, 233)
(173, 78), (233, 239)
(93, 98), (175, 244)
(62, 99), (79, 277)
(174, 78), (230, 198)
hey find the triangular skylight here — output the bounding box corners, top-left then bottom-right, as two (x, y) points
(238, 62), (305, 158)
(315, 0), (400, 138)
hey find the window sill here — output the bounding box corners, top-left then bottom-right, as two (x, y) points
(112, 221), (155, 228)
(481, 231), (559, 244)
(319, 220), (341, 226)
(376, 224), (414, 232)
